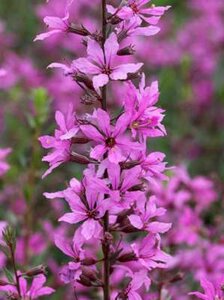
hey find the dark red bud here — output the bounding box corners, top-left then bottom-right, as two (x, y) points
(120, 160), (140, 169)
(108, 15), (122, 25)
(70, 152), (90, 165)
(71, 137), (90, 144)
(0, 279), (11, 286)
(169, 272), (184, 283)
(82, 258), (97, 266)
(25, 265), (47, 277)
(117, 45), (135, 56)
(69, 24), (90, 36)
(118, 252), (137, 262)
(73, 73), (94, 90)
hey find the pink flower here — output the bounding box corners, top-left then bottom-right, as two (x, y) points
(34, 0), (74, 41)
(107, 0), (170, 26)
(60, 262), (82, 284)
(0, 275), (54, 299)
(189, 277), (224, 300)
(55, 233), (85, 262)
(116, 15), (160, 38)
(72, 33), (143, 91)
(128, 195), (171, 234)
(80, 108), (141, 163)
(131, 234), (171, 270)
(90, 161), (143, 211)
(39, 105), (79, 177)
(140, 151), (168, 183)
(0, 148), (11, 176)
(124, 75), (166, 140)
(116, 270), (151, 300)
(59, 187), (107, 240)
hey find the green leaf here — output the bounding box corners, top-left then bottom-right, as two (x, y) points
(3, 268), (14, 284)
(0, 244), (9, 257)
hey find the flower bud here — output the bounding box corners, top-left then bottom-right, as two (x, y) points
(120, 160), (140, 169)
(71, 137), (90, 144)
(118, 252), (137, 262)
(69, 24), (90, 36)
(0, 279), (10, 286)
(169, 272), (184, 283)
(73, 73), (94, 90)
(25, 265), (47, 277)
(117, 45), (135, 56)
(82, 258), (97, 266)
(2, 226), (16, 251)
(70, 152), (91, 165)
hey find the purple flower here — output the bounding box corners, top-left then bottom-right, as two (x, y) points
(60, 262), (82, 284)
(128, 195), (171, 233)
(59, 187), (107, 240)
(0, 275), (54, 299)
(0, 148), (11, 177)
(124, 74), (166, 139)
(81, 108), (141, 163)
(131, 234), (171, 270)
(72, 33), (143, 91)
(34, 0), (74, 41)
(116, 15), (160, 37)
(140, 151), (168, 183)
(115, 270), (151, 300)
(189, 277), (224, 300)
(39, 105), (79, 177)
(107, 0), (170, 26)
(90, 161), (143, 211)
(55, 233), (85, 262)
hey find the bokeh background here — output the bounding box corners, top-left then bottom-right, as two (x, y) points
(0, 0), (224, 299)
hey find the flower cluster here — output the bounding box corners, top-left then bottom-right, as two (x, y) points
(38, 0), (172, 298)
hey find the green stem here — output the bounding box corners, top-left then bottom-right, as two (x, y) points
(10, 246), (21, 298)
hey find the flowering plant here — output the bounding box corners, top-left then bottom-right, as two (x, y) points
(37, 0), (172, 298)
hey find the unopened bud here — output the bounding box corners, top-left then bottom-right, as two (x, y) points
(82, 258), (96, 266)
(120, 160), (140, 169)
(69, 24), (90, 36)
(71, 137), (90, 144)
(129, 183), (145, 192)
(73, 73), (94, 90)
(118, 252), (136, 262)
(116, 209), (133, 224)
(81, 93), (98, 105)
(2, 226), (16, 251)
(70, 152), (90, 165)
(25, 265), (47, 277)
(0, 279), (10, 286)
(117, 45), (135, 56)
(108, 15), (122, 25)
(78, 274), (92, 287)
(169, 272), (184, 283)
(126, 72), (141, 81)
(81, 267), (98, 281)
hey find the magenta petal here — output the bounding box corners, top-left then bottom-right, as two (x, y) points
(59, 212), (86, 224)
(146, 222), (172, 233)
(72, 57), (100, 74)
(34, 29), (62, 41)
(128, 215), (143, 229)
(81, 219), (97, 240)
(104, 33), (119, 65)
(80, 125), (104, 142)
(91, 144), (106, 160)
(92, 74), (109, 91)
